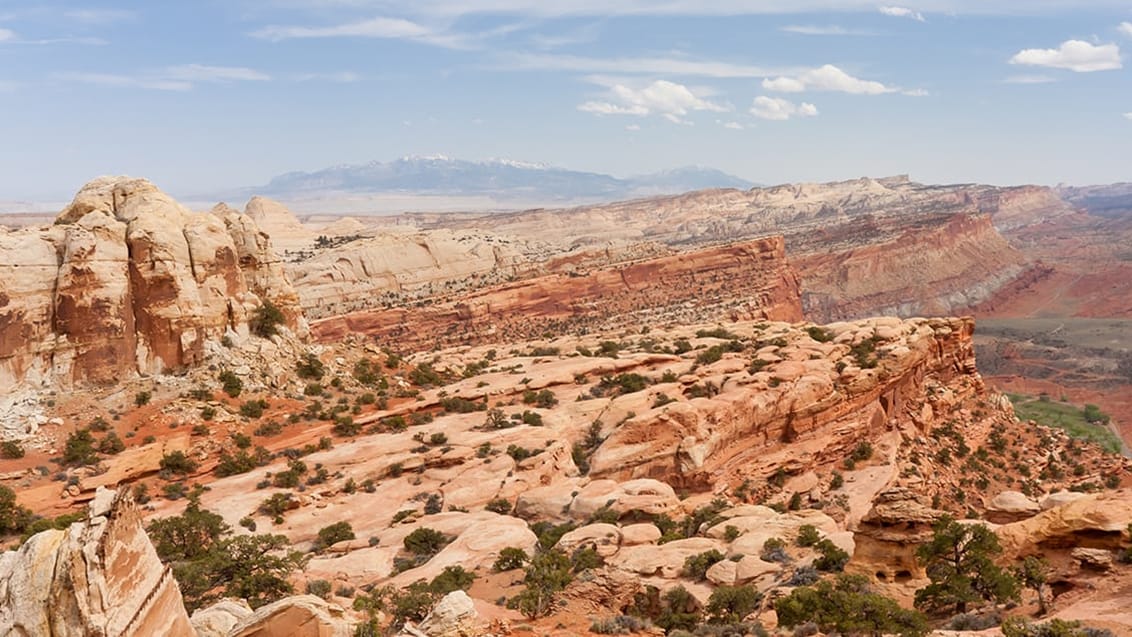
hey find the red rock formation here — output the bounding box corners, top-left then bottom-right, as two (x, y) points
(311, 236), (803, 350)
(588, 317), (982, 485)
(794, 214), (1028, 322)
(0, 177), (305, 389)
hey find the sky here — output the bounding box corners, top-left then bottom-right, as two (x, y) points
(0, 1), (1130, 200)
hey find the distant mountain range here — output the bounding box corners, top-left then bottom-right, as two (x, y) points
(257, 156), (756, 202)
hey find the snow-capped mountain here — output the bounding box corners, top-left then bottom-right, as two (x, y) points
(259, 156), (755, 202)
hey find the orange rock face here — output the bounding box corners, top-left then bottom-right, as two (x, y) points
(0, 177), (305, 390)
(312, 236), (803, 350)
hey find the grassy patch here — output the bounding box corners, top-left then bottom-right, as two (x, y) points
(1008, 394), (1122, 454)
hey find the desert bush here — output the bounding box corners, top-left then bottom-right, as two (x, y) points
(683, 549), (726, 580)
(494, 546), (529, 571)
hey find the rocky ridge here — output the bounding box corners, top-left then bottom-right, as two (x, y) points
(312, 236), (804, 350)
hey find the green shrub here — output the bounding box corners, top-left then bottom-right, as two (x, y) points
(159, 450), (198, 475)
(485, 498), (513, 515)
(251, 299), (286, 337)
(494, 546), (529, 571)
(403, 527), (450, 557)
(135, 390), (152, 406)
(683, 549), (726, 580)
(706, 585), (761, 624)
(796, 524), (821, 547)
(429, 565), (476, 595)
(62, 428), (98, 467)
(218, 371), (243, 397)
(305, 579), (332, 598)
(316, 521), (356, 549)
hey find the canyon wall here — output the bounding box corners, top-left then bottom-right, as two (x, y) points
(312, 236), (803, 350)
(795, 213), (1029, 322)
(0, 177), (304, 390)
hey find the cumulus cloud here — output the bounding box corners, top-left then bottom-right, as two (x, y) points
(720, 120), (745, 129)
(578, 79), (727, 122)
(1124, 112), (1132, 121)
(1009, 40), (1122, 72)
(750, 96), (818, 121)
(879, 6), (925, 21)
(763, 64), (895, 94)
(1120, 22), (1132, 38)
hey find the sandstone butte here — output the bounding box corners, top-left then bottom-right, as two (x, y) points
(2, 177), (1132, 636)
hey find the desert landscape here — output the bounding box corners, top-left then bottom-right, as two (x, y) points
(3, 2), (1131, 636)
(1, 173), (1130, 637)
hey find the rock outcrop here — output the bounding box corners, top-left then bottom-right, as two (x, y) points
(0, 487), (194, 636)
(0, 177), (305, 394)
(226, 595), (353, 637)
(312, 236), (804, 349)
(588, 317), (981, 485)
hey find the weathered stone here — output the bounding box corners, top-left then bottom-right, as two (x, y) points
(0, 487), (195, 636)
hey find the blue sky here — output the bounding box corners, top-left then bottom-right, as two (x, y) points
(1, 1), (1130, 200)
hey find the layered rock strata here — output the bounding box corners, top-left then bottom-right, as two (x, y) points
(312, 236), (804, 350)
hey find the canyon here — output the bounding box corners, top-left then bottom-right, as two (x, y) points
(1, 176), (1131, 637)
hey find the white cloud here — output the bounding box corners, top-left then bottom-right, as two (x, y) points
(53, 72), (193, 92)
(1004, 74), (1057, 84)
(579, 79), (727, 122)
(0, 28), (14, 42)
(293, 71), (360, 82)
(763, 64), (895, 94)
(54, 64), (272, 91)
(1009, 40), (1122, 72)
(719, 120), (745, 129)
(251, 16), (469, 48)
(1119, 22), (1132, 38)
(625, 124), (641, 131)
(166, 64), (270, 82)
(780, 25), (874, 35)
(750, 96), (818, 121)
(63, 9), (136, 24)
(878, 6), (925, 21)
(1124, 112), (1132, 121)
(499, 52), (787, 78)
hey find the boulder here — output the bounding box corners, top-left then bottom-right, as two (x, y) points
(986, 491), (1040, 523)
(191, 599), (254, 637)
(556, 524), (623, 558)
(1071, 547), (1114, 571)
(228, 595), (352, 637)
(404, 590), (480, 637)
